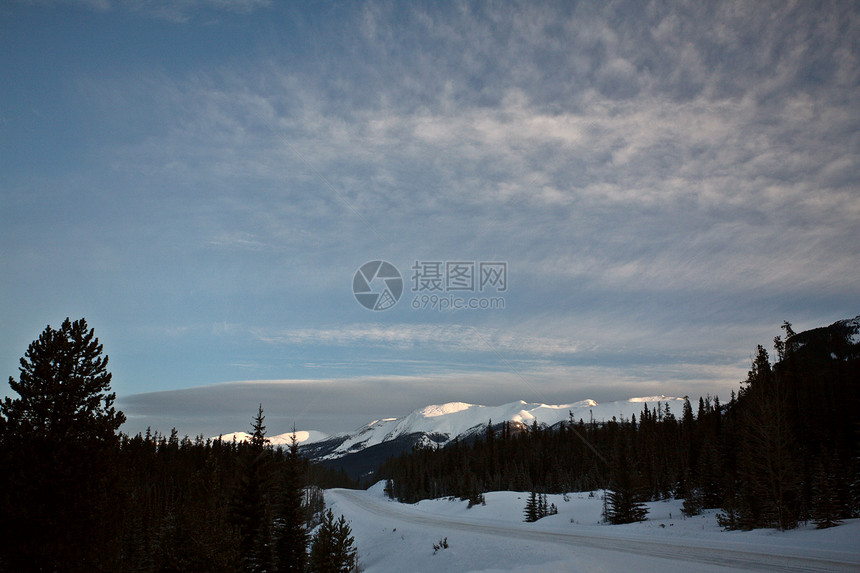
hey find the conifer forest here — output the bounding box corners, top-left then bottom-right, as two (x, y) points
(1, 318), (858, 571)
(379, 322), (860, 530)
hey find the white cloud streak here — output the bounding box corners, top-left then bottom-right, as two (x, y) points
(20, 0), (272, 21)
(98, 66), (859, 298)
(118, 357), (750, 437)
(252, 324), (590, 357)
(5, 1), (858, 423)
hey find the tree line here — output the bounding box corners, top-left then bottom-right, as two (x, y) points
(0, 318), (359, 572)
(379, 322), (860, 530)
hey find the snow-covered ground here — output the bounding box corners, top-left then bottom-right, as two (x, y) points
(326, 483), (860, 573)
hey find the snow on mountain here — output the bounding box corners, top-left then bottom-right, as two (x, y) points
(217, 396), (686, 464)
(309, 396), (685, 461)
(842, 316), (860, 346)
(215, 315), (860, 477)
(218, 429), (328, 447)
(787, 315), (860, 358)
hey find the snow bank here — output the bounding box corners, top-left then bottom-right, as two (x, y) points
(327, 486), (860, 573)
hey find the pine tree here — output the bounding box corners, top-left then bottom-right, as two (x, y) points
(739, 346), (800, 530)
(275, 431), (309, 572)
(0, 318), (126, 572)
(467, 487), (485, 508)
(697, 438), (722, 509)
(331, 513), (358, 572)
(308, 509), (358, 573)
(604, 487), (648, 524)
(1, 318), (125, 441)
(811, 459), (842, 529)
(523, 491), (538, 522)
(232, 405), (274, 573)
(604, 434), (648, 524)
(250, 403), (269, 449)
(681, 483), (704, 517)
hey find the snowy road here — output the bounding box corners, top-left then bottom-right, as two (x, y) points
(327, 488), (860, 573)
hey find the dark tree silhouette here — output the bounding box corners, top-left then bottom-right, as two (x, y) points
(308, 509), (358, 573)
(275, 430), (309, 572)
(232, 404), (275, 573)
(0, 318), (126, 572)
(1, 317), (125, 441)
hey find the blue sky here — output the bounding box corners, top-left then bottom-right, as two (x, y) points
(2, 0), (858, 437)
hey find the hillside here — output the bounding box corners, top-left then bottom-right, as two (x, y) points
(220, 396), (687, 480)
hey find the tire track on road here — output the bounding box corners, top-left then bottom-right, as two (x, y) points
(330, 489), (860, 573)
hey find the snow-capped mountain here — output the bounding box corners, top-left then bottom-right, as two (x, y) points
(216, 316), (860, 480)
(219, 429), (329, 447)
(293, 396), (685, 479)
(218, 396), (686, 479)
(302, 396), (685, 461)
(788, 315), (860, 359)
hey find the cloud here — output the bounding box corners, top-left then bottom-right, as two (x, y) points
(252, 324), (590, 357)
(118, 358), (749, 438)
(5, 0), (858, 427)
(95, 63), (858, 303)
(17, 0), (112, 10)
(19, 0), (273, 21)
(65, 4), (857, 392)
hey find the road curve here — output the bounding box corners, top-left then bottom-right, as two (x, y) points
(329, 489), (860, 573)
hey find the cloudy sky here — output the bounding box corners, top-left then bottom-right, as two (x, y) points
(2, 0), (858, 438)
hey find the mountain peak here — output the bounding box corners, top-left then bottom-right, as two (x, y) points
(838, 316), (860, 346)
(418, 402), (474, 417)
(786, 315), (860, 360)
(218, 429), (328, 446)
(627, 395), (683, 404)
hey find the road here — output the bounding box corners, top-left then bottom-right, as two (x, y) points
(328, 489), (860, 573)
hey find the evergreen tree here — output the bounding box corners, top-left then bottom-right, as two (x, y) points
(811, 459), (842, 529)
(682, 397), (694, 429)
(375, 317), (859, 531)
(232, 405), (274, 573)
(250, 403), (269, 449)
(604, 434), (648, 524)
(523, 490), (538, 522)
(696, 437), (723, 509)
(308, 509), (358, 573)
(275, 431), (309, 572)
(467, 487), (486, 508)
(1, 317), (125, 440)
(604, 487), (648, 524)
(738, 346), (800, 530)
(0, 318), (126, 572)
(717, 483), (754, 531)
(681, 468), (704, 517)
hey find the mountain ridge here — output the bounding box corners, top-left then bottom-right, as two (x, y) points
(217, 314), (859, 481)
(216, 396), (688, 479)
(216, 316), (860, 463)
(218, 396), (685, 449)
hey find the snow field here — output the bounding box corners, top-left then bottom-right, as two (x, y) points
(325, 483), (860, 573)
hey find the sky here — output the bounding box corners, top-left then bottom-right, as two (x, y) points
(1, 0), (858, 438)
